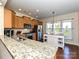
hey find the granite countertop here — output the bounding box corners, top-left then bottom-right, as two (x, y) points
(0, 36), (58, 59)
(44, 33), (64, 36)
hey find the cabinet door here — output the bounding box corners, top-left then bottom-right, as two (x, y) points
(4, 8), (16, 28)
(12, 12), (15, 28)
(14, 16), (18, 28)
(14, 16), (24, 28)
(23, 17), (28, 23)
(32, 20), (38, 28)
(33, 33), (37, 41)
(47, 36), (54, 44)
(17, 17), (23, 28)
(4, 9), (12, 28)
(24, 17), (32, 24)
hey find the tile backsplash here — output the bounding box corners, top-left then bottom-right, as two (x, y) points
(13, 29), (31, 37)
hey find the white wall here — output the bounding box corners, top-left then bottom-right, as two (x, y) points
(41, 12), (79, 46)
(0, 0), (7, 35)
(0, 6), (4, 35)
(78, 12), (79, 46)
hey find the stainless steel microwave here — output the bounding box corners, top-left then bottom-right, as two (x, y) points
(24, 24), (32, 29)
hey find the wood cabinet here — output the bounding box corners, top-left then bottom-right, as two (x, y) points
(14, 16), (18, 28)
(32, 20), (38, 25)
(4, 8), (40, 29)
(38, 21), (42, 25)
(4, 8), (15, 28)
(12, 12), (16, 28)
(23, 17), (32, 24)
(23, 17), (33, 28)
(18, 17), (23, 28)
(4, 8), (23, 29)
(33, 33), (37, 41)
(14, 16), (23, 28)
(32, 19), (38, 28)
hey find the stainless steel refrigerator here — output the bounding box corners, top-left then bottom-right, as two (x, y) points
(37, 25), (43, 42)
(33, 25), (43, 42)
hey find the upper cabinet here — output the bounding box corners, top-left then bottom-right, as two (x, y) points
(4, 8), (15, 28)
(32, 19), (38, 28)
(23, 17), (32, 24)
(4, 8), (41, 29)
(38, 21), (43, 25)
(4, 8), (24, 28)
(14, 16), (23, 28)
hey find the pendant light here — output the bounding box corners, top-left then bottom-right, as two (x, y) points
(52, 11), (55, 23)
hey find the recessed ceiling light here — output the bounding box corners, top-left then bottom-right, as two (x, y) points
(0, 1), (2, 5)
(18, 9), (22, 11)
(36, 9), (40, 12)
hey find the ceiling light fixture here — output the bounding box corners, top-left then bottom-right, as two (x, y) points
(36, 9), (40, 12)
(18, 9), (22, 11)
(52, 11), (55, 23)
(0, 1), (2, 6)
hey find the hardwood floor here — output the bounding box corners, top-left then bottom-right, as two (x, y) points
(55, 44), (79, 59)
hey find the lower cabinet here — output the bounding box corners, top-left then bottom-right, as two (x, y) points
(43, 34), (64, 49)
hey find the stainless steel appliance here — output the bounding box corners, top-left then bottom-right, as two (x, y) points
(37, 25), (43, 41)
(33, 25), (43, 42)
(4, 29), (14, 37)
(24, 24), (32, 29)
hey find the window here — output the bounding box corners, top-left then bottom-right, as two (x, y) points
(46, 23), (53, 34)
(62, 21), (72, 40)
(46, 20), (73, 40)
(54, 22), (61, 34)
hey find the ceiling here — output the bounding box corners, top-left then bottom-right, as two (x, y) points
(0, 0), (7, 6)
(6, 0), (79, 19)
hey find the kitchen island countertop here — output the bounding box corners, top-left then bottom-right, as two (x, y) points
(0, 36), (58, 59)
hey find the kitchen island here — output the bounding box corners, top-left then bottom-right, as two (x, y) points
(0, 36), (58, 59)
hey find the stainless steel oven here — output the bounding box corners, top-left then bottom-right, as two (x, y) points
(4, 29), (14, 37)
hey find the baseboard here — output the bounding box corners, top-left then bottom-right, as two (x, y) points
(65, 43), (79, 47)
